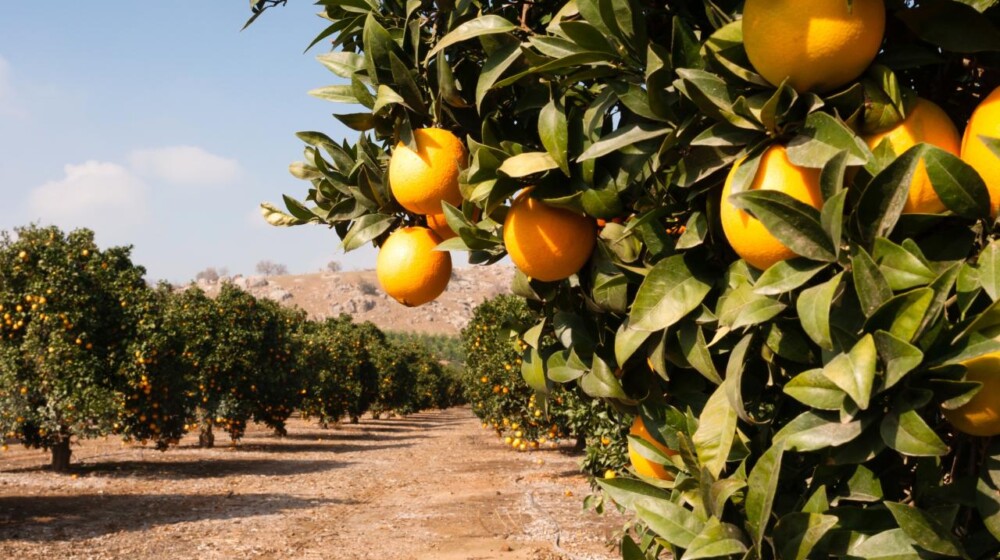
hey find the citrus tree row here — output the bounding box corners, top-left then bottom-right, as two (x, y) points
(0, 225), (462, 471)
(461, 294), (629, 478)
(256, 0), (1000, 557)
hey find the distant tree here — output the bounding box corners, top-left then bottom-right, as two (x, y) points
(326, 260), (342, 273)
(357, 279), (378, 296)
(195, 267), (220, 283)
(255, 260), (288, 276)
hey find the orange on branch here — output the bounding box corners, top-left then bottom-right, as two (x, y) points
(375, 227), (451, 307)
(720, 145), (824, 271)
(503, 193), (596, 282)
(388, 128), (467, 215)
(962, 86), (1000, 217)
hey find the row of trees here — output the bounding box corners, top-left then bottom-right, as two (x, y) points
(461, 295), (628, 478)
(0, 225), (463, 471)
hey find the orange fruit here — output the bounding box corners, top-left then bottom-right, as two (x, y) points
(425, 212), (457, 241)
(720, 145), (824, 271)
(628, 416), (676, 480)
(388, 128), (467, 215)
(943, 350), (1000, 436)
(962, 86), (1000, 217)
(743, 0), (885, 93)
(503, 193), (596, 282)
(375, 226), (451, 306)
(865, 98), (961, 214)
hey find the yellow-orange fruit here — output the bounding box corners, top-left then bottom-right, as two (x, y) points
(865, 98), (961, 214)
(743, 0), (886, 93)
(962, 86), (1000, 217)
(720, 145), (824, 271)
(425, 212), (457, 241)
(503, 194), (596, 282)
(388, 128), (467, 215)
(943, 350), (1000, 436)
(627, 416), (676, 480)
(375, 227), (451, 307)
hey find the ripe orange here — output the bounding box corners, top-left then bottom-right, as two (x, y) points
(503, 193), (596, 282)
(425, 212), (457, 241)
(388, 128), (467, 215)
(375, 226), (451, 307)
(943, 350), (1000, 436)
(628, 416), (676, 480)
(743, 0), (886, 93)
(720, 145), (824, 271)
(962, 86), (1000, 217)
(865, 98), (961, 214)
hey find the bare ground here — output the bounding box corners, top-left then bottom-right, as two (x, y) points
(0, 407), (624, 559)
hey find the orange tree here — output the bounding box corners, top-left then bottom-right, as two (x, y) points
(257, 0), (1000, 557)
(115, 283), (196, 450)
(0, 225), (149, 470)
(299, 315), (381, 425)
(250, 300), (307, 436)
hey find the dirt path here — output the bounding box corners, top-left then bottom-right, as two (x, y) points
(0, 407), (624, 559)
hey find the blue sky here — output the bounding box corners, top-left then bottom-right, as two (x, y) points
(0, 2), (376, 283)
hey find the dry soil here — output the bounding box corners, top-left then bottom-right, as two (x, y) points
(0, 407), (624, 560)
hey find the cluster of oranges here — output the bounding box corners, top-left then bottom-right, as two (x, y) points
(725, 0), (1000, 272)
(378, 127), (600, 306)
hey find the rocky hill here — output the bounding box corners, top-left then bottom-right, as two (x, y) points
(187, 266), (513, 335)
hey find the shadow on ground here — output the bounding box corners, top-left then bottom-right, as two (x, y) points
(0, 492), (352, 541)
(5, 457), (350, 479)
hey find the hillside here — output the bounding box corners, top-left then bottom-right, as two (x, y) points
(187, 266), (513, 335)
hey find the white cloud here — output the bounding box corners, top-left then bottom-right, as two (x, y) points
(27, 161), (148, 237)
(129, 145), (241, 186)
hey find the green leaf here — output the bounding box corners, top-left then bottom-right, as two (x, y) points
(874, 331), (924, 390)
(539, 96), (570, 175)
(681, 518), (749, 560)
(821, 189), (848, 256)
(784, 369), (847, 410)
(884, 502), (964, 557)
(372, 84), (406, 113)
(728, 190), (837, 262)
(577, 122), (672, 161)
(677, 324), (723, 385)
(717, 285), (786, 330)
(316, 52), (366, 78)
(773, 513), (839, 560)
(614, 320), (650, 369)
(426, 15), (517, 59)
(821, 335), (877, 410)
(774, 411), (865, 451)
(580, 356), (628, 399)
(923, 145), (992, 220)
(475, 43), (521, 111)
(897, 1), (1000, 52)
(844, 465), (884, 502)
(754, 259), (828, 296)
(855, 146), (924, 245)
(977, 469), (1000, 542)
(865, 288), (934, 343)
(978, 240), (1000, 301)
(521, 347), (550, 394)
(797, 272), (843, 351)
(309, 84), (359, 104)
(786, 112), (872, 168)
(852, 246), (892, 316)
(846, 529), (920, 560)
(692, 383), (738, 478)
(873, 237), (937, 291)
(597, 477), (672, 510)
(746, 441), (784, 550)
(497, 152), (560, 177)
(260, 202), (305, 227)
(338, 214), (394, 252)
(634, 498), (705, 549)
(880, 409), (949, 457)
(630, 254), (713, 332)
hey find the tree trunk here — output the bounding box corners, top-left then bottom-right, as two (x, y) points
(199, 422), (215, 448)
(574, 435), (587, 452)
(350, 416), (359, 424)
(50, 437), (71, 472)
